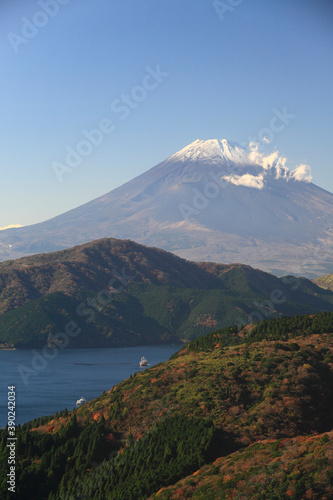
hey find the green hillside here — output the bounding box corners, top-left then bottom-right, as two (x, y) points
(313, 273), (333, 291)
(1, 238), (333, 348)
(1, 312), (332, 499)
(150, 432), (333, 499)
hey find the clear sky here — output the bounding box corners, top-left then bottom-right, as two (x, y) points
(0, 0), (332, 228)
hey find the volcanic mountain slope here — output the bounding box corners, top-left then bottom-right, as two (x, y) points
(1, 139), (332, 277)
(1, 237), (333, 348)
(1, 312), (332, 499)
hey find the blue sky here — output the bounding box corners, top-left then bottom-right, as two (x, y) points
(1, 0), (332, 228)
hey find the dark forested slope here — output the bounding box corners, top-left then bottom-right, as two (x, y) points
(1, 238), (333, 348)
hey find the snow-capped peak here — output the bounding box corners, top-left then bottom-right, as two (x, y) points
(168, 139), (313, 190)
(169, 139), (253, 166)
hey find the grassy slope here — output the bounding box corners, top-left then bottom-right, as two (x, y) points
(1, 313), (333, 499)
(1, 238), (333, 348)
(70, 333), (333, 447)
(150, 432), (333, 499)
(314, 273), (333, 291)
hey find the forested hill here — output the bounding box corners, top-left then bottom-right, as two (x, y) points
(1, 312), (332, 499)
(0, 236), (315, 315)
(1, 237), (333, 348)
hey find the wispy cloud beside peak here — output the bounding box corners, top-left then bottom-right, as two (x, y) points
(291, 164), (313, 182)
(247, 142), (312, 182)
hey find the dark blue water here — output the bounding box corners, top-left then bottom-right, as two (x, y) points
(0, 345), (181, 427)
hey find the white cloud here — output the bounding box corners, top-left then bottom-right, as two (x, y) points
(222, 173), (265, 189)
(248, 142), (282, 170)
(246, 142), (312, 182)
(291, 163), (312, 182)
(0, 224), (23, 231)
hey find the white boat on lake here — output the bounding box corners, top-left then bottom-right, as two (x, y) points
(76, 397), (87, 406)
(139, 356), (148, 367)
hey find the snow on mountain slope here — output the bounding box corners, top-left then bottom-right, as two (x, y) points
(1, 139), (332, 277)
(169, 139), (252, 165)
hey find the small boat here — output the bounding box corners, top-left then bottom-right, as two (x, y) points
(139, 356), (148, 367)
(76, 397), (87, 406)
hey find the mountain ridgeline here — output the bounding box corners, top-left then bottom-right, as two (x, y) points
(1, 139), (333, 277)
(1, 237), (333, 348)
(1, 312), (332, 499)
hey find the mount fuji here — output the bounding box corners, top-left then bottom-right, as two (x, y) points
(1, 139), (332, 277)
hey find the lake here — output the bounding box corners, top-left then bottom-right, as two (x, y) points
(0, 344), (181, 427)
